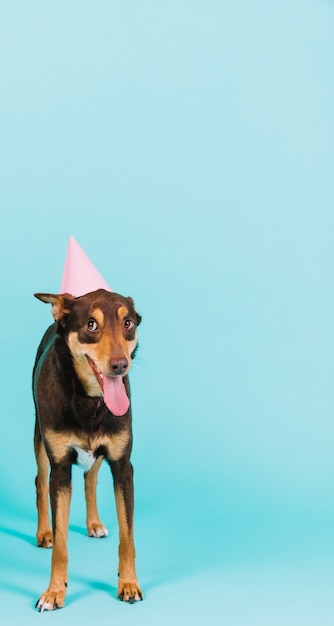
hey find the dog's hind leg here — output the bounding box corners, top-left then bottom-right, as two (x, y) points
(34, 423), (52, 548)
(84, 456), (109, 538)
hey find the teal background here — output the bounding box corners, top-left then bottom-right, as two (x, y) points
(0, 1), (333, 624)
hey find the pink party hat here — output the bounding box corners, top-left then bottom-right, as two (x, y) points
(59, 235), (111, 296)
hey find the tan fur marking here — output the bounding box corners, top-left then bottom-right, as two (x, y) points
(101, 429), (130, 461)
(114, 485), (142, 600)
(37, 484), (72, 610)
(49, 487), (71, 595)
(67, 331), (103, 397)
(44, 428), (130, 464)
(44, 430), (74, 464)
(91, 308), (105, 327)
(53, 487), (71, 560)
(117, 306), (128, 322)
(85, 456), (104, 532)
(114, 485), (136, 573)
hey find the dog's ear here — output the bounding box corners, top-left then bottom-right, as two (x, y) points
(126, 297), (142, 326)
(34, 293), (76, 322)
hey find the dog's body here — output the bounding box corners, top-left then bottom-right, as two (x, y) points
(33, 289), (142, 611)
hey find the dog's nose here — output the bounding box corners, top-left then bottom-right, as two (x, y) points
(110, 358), (128, 375)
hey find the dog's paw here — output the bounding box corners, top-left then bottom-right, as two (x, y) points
(87, 521), (109, 538)
(118, 579), (143, 604)
(35, 589), (66, 612)
(36, 529), (53, 548)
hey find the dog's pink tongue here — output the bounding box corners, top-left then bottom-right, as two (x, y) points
(102, 375), (130, 416)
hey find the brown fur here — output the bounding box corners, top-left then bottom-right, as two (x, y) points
(33, 289), (142, 611)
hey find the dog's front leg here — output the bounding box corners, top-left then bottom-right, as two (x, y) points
(110, 459), (142, 603)
(36, 463), (72, 612)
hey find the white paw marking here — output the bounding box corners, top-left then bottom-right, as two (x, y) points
(37, 600), (53, 612)
(94, 526), (109, 538)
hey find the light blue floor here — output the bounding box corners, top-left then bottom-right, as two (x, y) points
(1, 468), (333, 626)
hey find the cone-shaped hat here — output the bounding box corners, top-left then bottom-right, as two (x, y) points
(59, 236), (111, 296)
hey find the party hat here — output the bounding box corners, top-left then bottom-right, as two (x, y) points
(59, 235), (111, 296)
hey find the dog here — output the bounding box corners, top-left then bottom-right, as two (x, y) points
(32, 288), (142, 611)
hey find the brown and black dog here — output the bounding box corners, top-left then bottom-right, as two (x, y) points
(32, 288), (142, 611)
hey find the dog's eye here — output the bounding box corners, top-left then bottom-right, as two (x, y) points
(124, 319), (134, 330)
(87, 319), (99, 332)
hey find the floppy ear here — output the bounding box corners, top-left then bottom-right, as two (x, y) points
(34, 293), (76, 322)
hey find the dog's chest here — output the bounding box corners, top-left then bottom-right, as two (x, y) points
(69, 429), (130, 470)
(72, 445), (96, 471)
(43, 427), (130, 467)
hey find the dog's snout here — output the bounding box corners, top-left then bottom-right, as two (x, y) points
(110, 358), (128, 375)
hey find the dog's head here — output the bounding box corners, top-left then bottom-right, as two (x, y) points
(35, 289), (141, 416)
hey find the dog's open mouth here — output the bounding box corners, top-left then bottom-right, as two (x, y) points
(87, 357), (130, 417)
